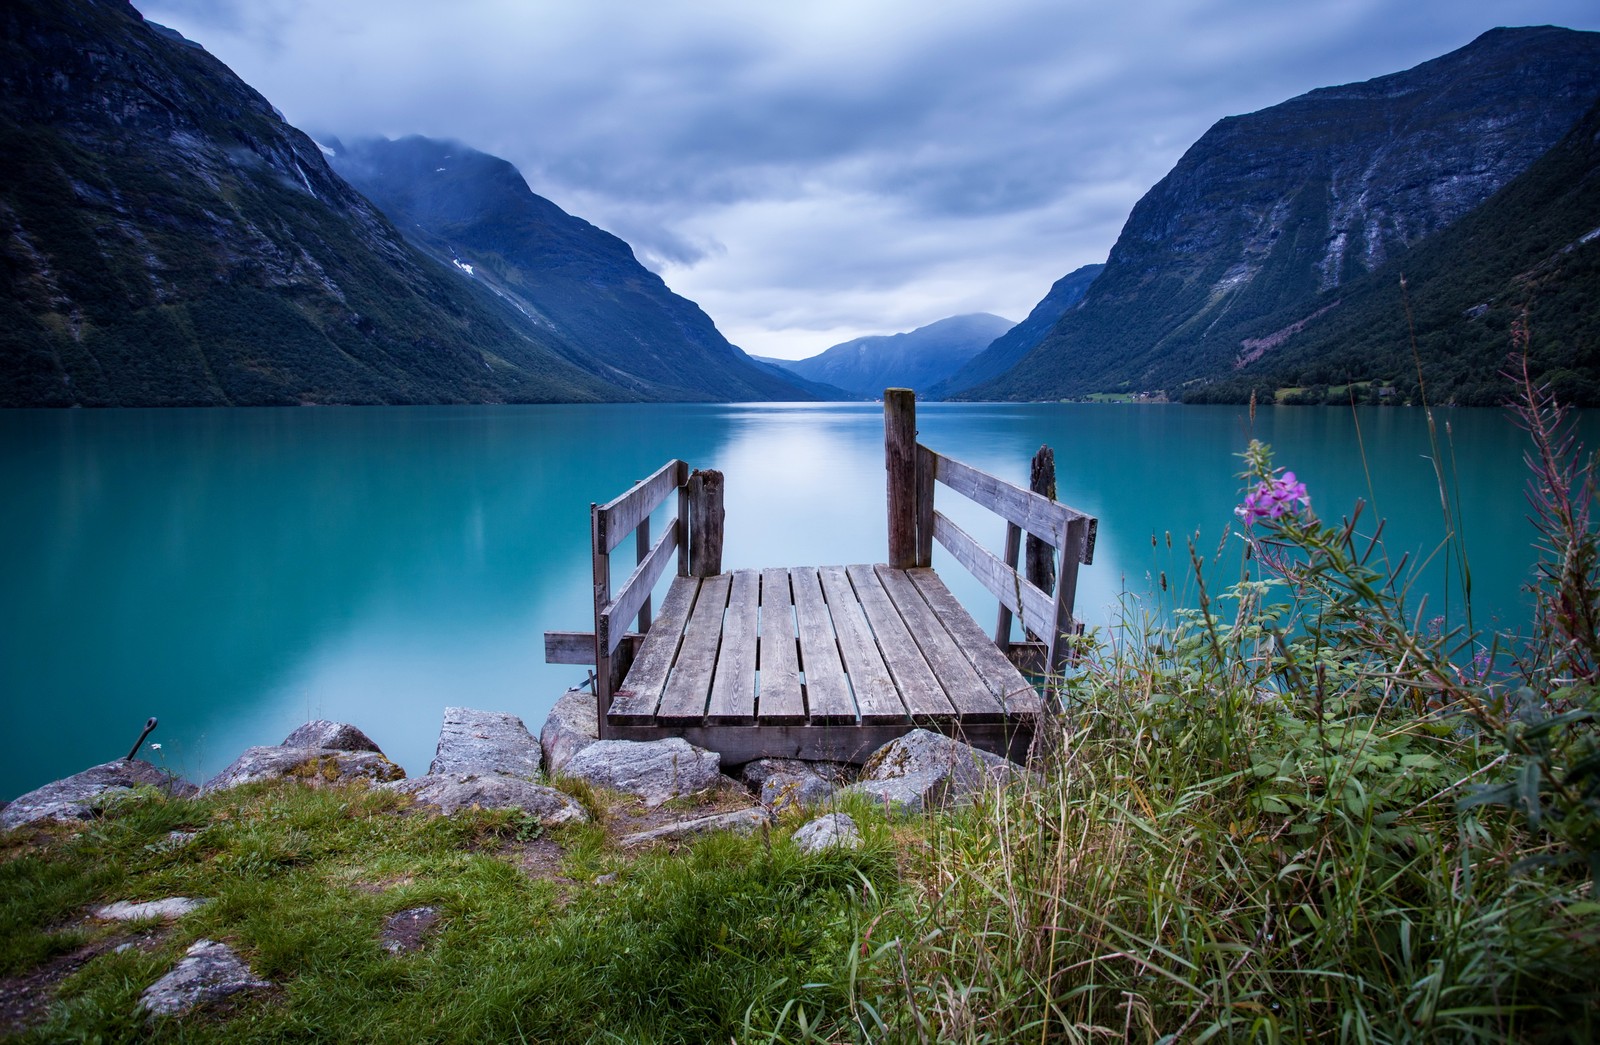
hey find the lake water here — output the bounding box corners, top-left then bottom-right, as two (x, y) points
(3, 401), (1585, 800)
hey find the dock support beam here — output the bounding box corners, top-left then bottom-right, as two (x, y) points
(885, 388), (920, 569)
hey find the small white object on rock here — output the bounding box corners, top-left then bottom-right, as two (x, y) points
(843, 729), (1021, 813)
(429, 707), (542, 779)
(140, 939), (271, 1017)
(95, 897), (209, 921)
(792, 813), (862, 853)
(562, 738), (720, 807)
(540, 688), (599, 776)
(619, 807), (771, 847)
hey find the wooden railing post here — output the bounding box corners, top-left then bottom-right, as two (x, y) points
(885, 388), (919, 569)
(590, 502), (615, 738)
(686, 468), (725, 577)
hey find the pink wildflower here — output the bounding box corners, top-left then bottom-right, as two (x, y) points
(1237, 471), (1310, 522)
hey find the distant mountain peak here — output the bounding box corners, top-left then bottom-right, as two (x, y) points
(771, 313), (1014, 398)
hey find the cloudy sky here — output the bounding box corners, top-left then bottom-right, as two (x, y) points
(141, 0), (1600, 359)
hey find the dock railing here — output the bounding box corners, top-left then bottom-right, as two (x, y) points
(543, 459), (726, 736)
(883, 388), (1096, 678)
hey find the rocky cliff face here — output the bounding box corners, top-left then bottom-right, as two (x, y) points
(2, 0), (613, 405)
(964, 26), (1600, 401)
(772, 314), (1015, 398)
(326, 136), (825, 402)
(927, 264), (1102, 398)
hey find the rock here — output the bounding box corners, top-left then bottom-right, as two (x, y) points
(384, 774), (588, 823)
(428, 707), (541, 779)
(201, 747), (404, 793)
(140, 939), (271, 1017)
(540, 688), (598, 776)
(561, 738), (721, 808)
(843, 730), (1020, 813)
(619, 807), (772, 847)
(792, 813), (862, 854)
(95, 897), (208, 921)
(740, 758), (845, 812)
(281, 720), (381, 753)
(380, 906), (441, 954)
(1, 759), (196, 830)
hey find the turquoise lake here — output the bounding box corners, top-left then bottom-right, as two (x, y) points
(3, 401), (1587, 800)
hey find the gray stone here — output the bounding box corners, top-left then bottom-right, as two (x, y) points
(380, 906), (441, 954)
(740, 758), (845, 812)
(561, 738), (721, 807)
(1, 759), (196, 830)
(792, 813), (862, 853)
(619, 807), (772, 847)
(540, 688), (599, 776)
(281, 720), (381, 753)
(95, 897), (209, 921)
(843, 729), (1020, 813)
(200, 747), (404, 793)
(428, 707), (541, 779)
(384, 774), (588, 823)
(140, 939), (271, 1017)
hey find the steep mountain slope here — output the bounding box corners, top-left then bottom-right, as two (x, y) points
(772, 314), (1014, 398)
(1186, 97), (1600, 406)
(963, 26), (1600, 401)
(327, 136), (823, 402)
(0, 0), (622, 406)
(927, 264), (1102, 398)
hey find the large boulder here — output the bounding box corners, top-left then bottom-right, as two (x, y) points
(428, 707), (541, 779)
(202, 747), (403, 793)
(140, 939), (271, 1017)
(540, 688), (598, 776)
(561, 738), (720, 807)
(2, 760), (195, 830)
(740, 758), (846, 812)
(383, 774), (588, 823)
(843, 730), (1021, 813)
(282, 720), (382, 753)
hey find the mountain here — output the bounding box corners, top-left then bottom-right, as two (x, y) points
(0, 0), (625, 406)
(325, 136), (826, 402)
(962, 27), (1600, 402)
(1184, 96), (1600, 406)
(772, 314), (1014, 398)
(926, 265), (1102, 398)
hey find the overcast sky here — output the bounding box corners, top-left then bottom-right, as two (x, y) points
(140, 0), (1600, 359)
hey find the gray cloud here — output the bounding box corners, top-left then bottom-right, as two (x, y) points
(139, 0), (1600, 358)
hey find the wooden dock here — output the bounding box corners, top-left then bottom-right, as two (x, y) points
(545, 390), (1096, 764)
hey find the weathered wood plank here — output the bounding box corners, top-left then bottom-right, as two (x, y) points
(849, 564), (956, 722)
(655, 572), (732, 723)
(636, 516), (653, 633)
(874, 565), (1002, 722)
(605, 720), (1034, 765)
(686, 469), (725, 577)
(609, 576), (701, 724)
(915, 443), (936, 568)
(885, 389), (919, 569)
(932, 510), (1057, 639)
(707, 569), (760, 724)
(819, 565), (905, 723)
(598, 459), (686, 554)
(996, 519), (1021, 647)
(789, 567), (855, 724)
(600, 521), (680, 656)
(906, 568), (1042, 716)
(931, 451), (1092, 559)
(543, 630), (643, 665)
(756, 568), (806, 724)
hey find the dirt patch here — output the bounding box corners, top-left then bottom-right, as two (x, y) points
(0, 928), (166, 1035)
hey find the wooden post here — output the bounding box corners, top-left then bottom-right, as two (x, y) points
(884, 388), (918, 569)
(686, 469), (725, 577)
(590, 502), (615, 738)
(915, 444), (935, 567)
(1024, 445), (1057, 640)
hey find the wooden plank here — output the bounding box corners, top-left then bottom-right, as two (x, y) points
(654, 572), (732, 723)
(849, 565), (956, 722)
(907, 568), (1041, 716)
(789, 567), (855, 724)
(931, 451), (1090, 558)
(599, 521), (680, 656)
(756, 568), (805, 724)
(707, 570), (760, 724)
(543, 630), (643, 665)
(605, 720), (1034, 765)
(609, 576), (700, 723)
(874, 565), (1003, 722)
(932, 509), (1057, 641)
(885, 389), (918, 569)
(636, 516), (653, 633)
(598, 459), (685, 554)
(996, 519), (1021, 646)
(915, 443), (936, 567)
(819, 565), (905, 723)
(1047, 515), (1089, 673)
(686, 469), (725, 577)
